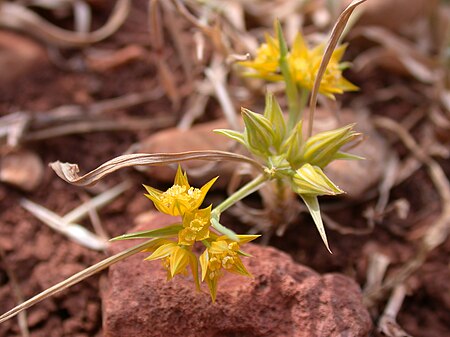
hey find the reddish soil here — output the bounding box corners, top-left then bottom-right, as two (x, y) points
(1, 2), (449, 337)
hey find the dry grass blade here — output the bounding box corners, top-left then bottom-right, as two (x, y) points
(0, 246), (29, 337)
(378, 285), (412, 337)
(0, 239), (154, 324)
(354, 26), (437, 83)
(307, 0), (366, 137)
(205, 59), (239, 130)
(171, 0), (228, 54)
(376, 153), (400, 215)
(149, 0), (181, 108)
(62, 181), (131, 224)
(365, 116), (450, 304)
(363, 252), (390, 293)
(0, 112), (30, 147)
(20, 198), (108, 251)
(0, 0), (130, 47)
(161, 0), (194, 84)
(73, 0), (91, 34)
(50, 151), (264, 186)
(24, 117), (173, 142)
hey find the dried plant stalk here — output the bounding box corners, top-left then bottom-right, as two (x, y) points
(307, 0), (366, 137)
(50, 151), (264, 186)
(0, 0), (130, 47)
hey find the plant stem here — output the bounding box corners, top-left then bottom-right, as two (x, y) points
(213, 174), (267, 215)
(276, 20), (300, 132)
(282, 64), (300, 132)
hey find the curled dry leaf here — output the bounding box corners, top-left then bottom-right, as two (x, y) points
(342, 0), (438, 31)
(0, 149), (44, 191)
(50, 150), (262, 187)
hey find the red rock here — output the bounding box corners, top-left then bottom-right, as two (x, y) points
(102, 214), (372, 337)
(0, 31), (47, 84)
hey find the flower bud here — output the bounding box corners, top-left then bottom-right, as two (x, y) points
(302, 124), (359, 168)
(291, 163), (343, 196)
(263, 93), (286, 151)
(282, 121), (303, 168)
(242, 107), (274, 157)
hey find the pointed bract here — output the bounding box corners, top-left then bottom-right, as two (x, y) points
(291, 164), (343, 196)
(303, 124), (359, 168)
(213, 129), (246, 146)
(242, 107), (274, 157)
(170, 246), (190, 277)
(282, 121), (304, 168)
(143, 168), (218, 216)
(301, 195), (332, 253)
(199, 237), (253, 302)
(264, 93), (286, 150)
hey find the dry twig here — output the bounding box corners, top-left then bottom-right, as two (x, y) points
(0, 0), (130, 47)
(365, 116), (450, 304)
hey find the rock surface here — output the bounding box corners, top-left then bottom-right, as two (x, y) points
(102, 214), (372, 337)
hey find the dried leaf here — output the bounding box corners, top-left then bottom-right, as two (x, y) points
(50, 150), (262, 187)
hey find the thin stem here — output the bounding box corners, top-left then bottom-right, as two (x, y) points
(283, 64), (300, 132)
(276, 20), (300, 132)
(0, 239), (155, 324)
(307, 0), (367, 138)
(213, 174), (267, 215)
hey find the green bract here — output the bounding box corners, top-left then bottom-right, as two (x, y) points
(242, 107), (274, 157)
(302, 124), (359, 168)
(290, 164), (343, 196)
(263, 93), (286, 151)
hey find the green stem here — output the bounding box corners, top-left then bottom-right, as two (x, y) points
(276, 20), (300, 132)
(282, 63), (300, 132)
(213, 174), (267, 215)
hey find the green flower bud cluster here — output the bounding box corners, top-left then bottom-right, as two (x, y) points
(215, 93), (361, 251)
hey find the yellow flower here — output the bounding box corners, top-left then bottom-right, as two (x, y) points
(144, 166), (218, 216)
(199, 235), (258, 302)
(144, 239), (200, 289)
(178, 206), (212, 246)
(238, 33), (283, 81)
(288, 33), (358, 99)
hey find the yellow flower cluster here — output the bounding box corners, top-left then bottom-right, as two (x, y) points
(200, 235), (255, 301)
(140, 166), (258, 301)
(239, 32), (358, 98)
